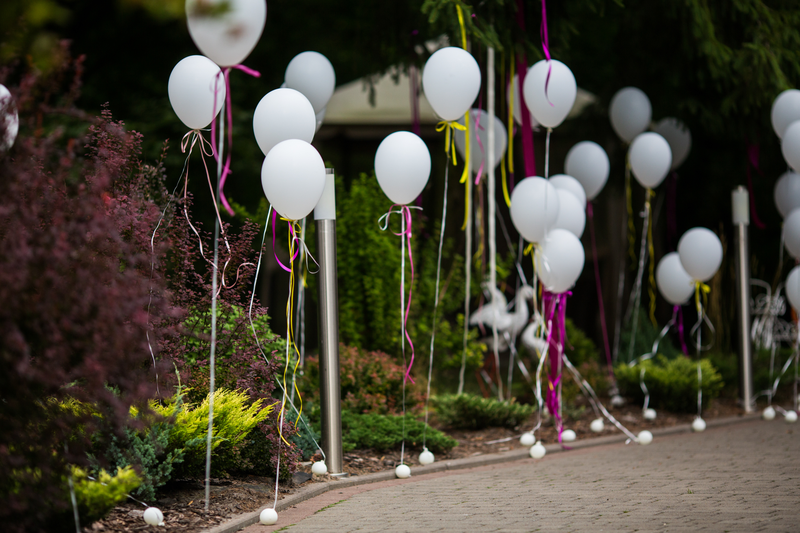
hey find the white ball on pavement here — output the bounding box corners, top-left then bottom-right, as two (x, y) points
(692, 417), (706, 432)
(637, 430), (653, 445)
(143, 507), (163, 526)
(763, 406), (776, 420)
(419, 448), (435, 465)
(561, 429), (576, 442)
(311, 461), (328, 475)
(643, 408), (657, 420)
(590, 418), (604, 432)
(520, 432), (536, 447)
(610, 395), (625, 407)
(395, 464), (411, 478)
(530, 441), (547, 459)
(260, 508), (278, 525)
(785, 410), (798, 423)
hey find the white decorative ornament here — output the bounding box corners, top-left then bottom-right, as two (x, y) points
(374, 131), (431, 205)
(771, 89), (800, 138)
(552, 189), (586, 238)
(643, 408), (657, 420)
(692, 417), (706, 432)
(782, 120), (800, 172)
(656, 252), (695, 305)
(590, 418), (604, 433)
(186, 0), (266, 67)
(519, 432), (536, 447)
(762, 406), (776, 420)
(536, 228), (586, 294)
(530, 442), (547, 459)
(561, 429), (577, 442)
(422, 47), (481, 122)
(143, 507), (164, 526)
(454, 108), (508, 172)
(284, 51), (336, 114)
(509, 176), (560, 244)
(653, 117), (691, 170)
(629, 132), (672, 189)
(253, 88), (316, 156)
(784, 209), (800, 260)
(523, 59), (577, 129)
(785, 410), (798, 423)
(774, 171), (800, 218)
(564, 141), (610, 200)
(549, 174), (587, 208)
(259, 508), (278, 525)
(678, 228), (723, 282)
(418, 448), (435, 465)
(311, 461), (328, 475)
(168, 55), (226, 130)
(260, 139), (326, 221)
(637, 430), (653, 445)
(395, 464), (411, 479)
(609, 87), (652, 143)
(0, 84), (19, 151)
(785, 266), (800, 311)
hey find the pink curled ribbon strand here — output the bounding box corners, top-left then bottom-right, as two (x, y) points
(540, 0), (554, 106)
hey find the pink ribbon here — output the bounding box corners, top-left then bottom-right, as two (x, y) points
(676, 305), (688, 355)
(587, 202), (615, 381)
(540, 0), (553, 105)
(744, 142), (766, 230)
(515, 0), (536, 179)
(543, 290), (570, 444)
(472, 103), (486, 185)
(271, 210), (300, 273)
(210, 64), (262, 217)
(386, 205), (417, 384)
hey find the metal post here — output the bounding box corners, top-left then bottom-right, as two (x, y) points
(733, 186), (755, 413)
(315, 168), (344, 474)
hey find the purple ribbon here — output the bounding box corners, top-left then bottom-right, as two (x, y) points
(745, 142), (766, 230)
(543, 289), (570, 444)
(676, 305), (688, 355)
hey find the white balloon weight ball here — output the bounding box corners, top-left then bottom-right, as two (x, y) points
(549, 174), (587, 208)
(311, 461), (327, 475)
(692, 417), (706, 432)
(259, 508), (278, 525)
(168, 55), (225, 130)
(509, 177), (560, 244)
(784, 209), (800, 260)
(782, 120), (800, 172)
(508, 72), (539, 128)
(422, 47), (481, 122)
(785, 410), (798, 423)
(520, 432), (536, 447)
(656, 252), (695, 305)
(678, 227), (723, 282)
(419, 448), (435, 465)
(530, 442), (547, 459)
(590, 418), (604, 433)
(523, 59), (577, 129)
(653, 118), (691, 170)
(774, 171), (800, 218)
(637, 430), (653, 445)
(284, 51), (336, 114)
(143, 507), (163, 526)
(0, 84), (19, 151)
(395, 464), (411, 479)
(564, 141), (610, 201)
(786, 266), (800, 311)
(629, 132), (672, 189)
(454, 109), (508, 172)
(643, 408), (657, 420)
(552, 189), (586, 238)
(610, 394), (625, 407)
(772, 89), (800, 138)
(374, 131), (431, 205)
(253, 88), (316, 156)
(536, 229), (586, 294)
(261, 139), (326, 221)
(763, 406), (776, 420)
(561, 429), (577, 442)
(609, 87), (652, 143)
(186, 0), (266, 67)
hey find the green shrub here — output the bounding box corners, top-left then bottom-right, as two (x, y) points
(290, 412), (322, 460)
(614, 355), (724, 412)
(71, 466), (141, 525)
(432, 394), (535, 430)
(334, 411), (457, 454)
(564, 318), (600, 368)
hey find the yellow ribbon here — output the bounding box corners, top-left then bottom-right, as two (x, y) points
(454, 3), (472, 231)
(435, 120), (466, 166)
(694, 281), (711, 315)
(501, 154), (512, 207)
(278, 219), (304, 445)
(646, 189), (658, 328)
(456, 4), (467, 49)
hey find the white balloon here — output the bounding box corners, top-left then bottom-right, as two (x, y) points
(454, 109), (508, 173)
(311, 461), (327, 475)
(261, 139), (326, 221)
(418, 448), (435, 465)
(653, 118), (691, 170)
(523, 59), (577, 129)
(395, 464), (411, 478)
(656, 252), (695, 305)
(284, 52), (336, 114)
(507, 72), (539, 129)
(609, 87), (652, 143)
(564, 141), (610, 200)
(637, 430), (653, 445)
(253, 88), (315, 156)
(259, 508), (278, 525)
(678, 228), (723, 282)
(785, 266), (800, 311)
(774, 171), (800, 218)
(762, 406), (776, 420)
(530, 441), (546, 459)
(143, 507), (163, 526)
(590, 418), (604, 432)
(0, 84), (18, 151)
(509, 177), (560, 243)
(186, 0), (266, 67)
(422, 47), (481, 122)
(549, 174), (586, 208)
(561, 429), (577, 442)
(374, 131), (431, 205)
(536, 229), (585, 294)
(552, 189), (586, 238)
(785, 209), (800, 259)
(772, 89), (800, 138)
(519, 432), (536, 447)
(168, 55), (225, 130)
(629, 132), (672, 189)
(781, 120), (800, 172)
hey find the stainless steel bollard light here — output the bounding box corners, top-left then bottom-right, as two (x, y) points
(732, 186), (755, 413)
(314, 168), (344, 474)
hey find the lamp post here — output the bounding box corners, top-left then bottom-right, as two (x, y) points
(732, 186), (755, 413)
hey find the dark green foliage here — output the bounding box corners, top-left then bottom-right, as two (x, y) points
(619, 309), (681, 365)
(334, 411), (458, 454)
(614, 355), (724, 413)
(433, 393), (535, 430)
(289, 413), (322, 461)
(564, 318), (600, 368)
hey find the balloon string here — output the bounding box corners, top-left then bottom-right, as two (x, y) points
(460, 110), (472, 231)
(507, 53), (515, 176)
(587, 202), (615, 381)
(473, 109), (486, 186)
(626, 192), (652, 363)
(629, 307), (677, 368)
(647, 192), (658, 328)
(697, 362), (703, 418)
(640, 367), (650, 412)
(625, 160), (636, 264)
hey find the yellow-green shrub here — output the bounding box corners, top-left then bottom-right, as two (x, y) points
(72, 466), (141, 524)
